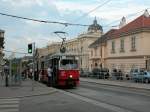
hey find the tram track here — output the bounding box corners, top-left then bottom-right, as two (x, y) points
(56, 88), (138, 112)
(79, 81), (150, 97)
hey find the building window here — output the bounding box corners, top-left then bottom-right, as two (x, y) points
(111, 41), (115, 53)
(131, 36), (136, 51)
(81, 46), (83, 52)
(91, 50), (93, 56)
(120, 38), (125, 52)
(94, 47), (97, 56)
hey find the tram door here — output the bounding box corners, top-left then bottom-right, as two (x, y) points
(51, 57), (59, 86)
(41, 61), (44, 75)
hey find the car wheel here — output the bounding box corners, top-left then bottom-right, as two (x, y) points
(145, 78), (149, 84)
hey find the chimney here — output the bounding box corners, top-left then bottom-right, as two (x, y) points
(119, 16), (126, 28)
(144, 9), (150, 17)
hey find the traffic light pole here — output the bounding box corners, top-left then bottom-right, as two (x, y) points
(32, 42), (35, 91)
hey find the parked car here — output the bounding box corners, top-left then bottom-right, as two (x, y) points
(111, 69), (123, 80)
(100, 68), (109, 79)
(91, 68), (100, 78)
(130, 68), (145, 80)
(91, 68), (109, 79)
(133, 71), (150, 83)
(80, 69), (91, 77)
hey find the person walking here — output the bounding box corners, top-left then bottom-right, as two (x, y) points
(47, 66), (52, 87)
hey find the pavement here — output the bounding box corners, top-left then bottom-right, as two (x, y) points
(0, 76), (57, 99)
(0, 75), (149, 99)
(80, 77), (150, 90)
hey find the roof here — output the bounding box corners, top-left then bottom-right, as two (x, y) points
(88, 17), (103, 32)
(89, 29), (117, 48)
(0, 29), (4, 33)
(89, 13), (150, 48)
(109, 14), (150, 39)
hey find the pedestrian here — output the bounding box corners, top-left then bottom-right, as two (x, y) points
(47, 66), (52, 87)
(29, 68), (33, 79)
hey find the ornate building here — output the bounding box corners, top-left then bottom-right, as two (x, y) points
(65, 17), (103, 70)
(89, 10), (150, 75)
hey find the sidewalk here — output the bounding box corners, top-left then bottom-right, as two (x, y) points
(80, 77), (150, 90)
(0, 77), (57, 98)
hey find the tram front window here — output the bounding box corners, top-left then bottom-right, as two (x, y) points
(60, 59), (78, 69)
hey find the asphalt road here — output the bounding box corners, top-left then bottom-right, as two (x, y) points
(19, 81), (150, 112)
(66, 81), (150, 112)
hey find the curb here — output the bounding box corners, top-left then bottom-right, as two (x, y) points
(0, 90), (58, 99)
(80, 79), (150, 91)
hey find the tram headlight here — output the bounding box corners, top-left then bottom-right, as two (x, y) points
(69, 75), (73, 78)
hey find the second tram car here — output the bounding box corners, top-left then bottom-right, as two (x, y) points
(39, 53), (80, 87)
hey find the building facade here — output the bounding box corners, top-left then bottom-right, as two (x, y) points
(36, 42), (61, 70)
(89, 10), (150, 75)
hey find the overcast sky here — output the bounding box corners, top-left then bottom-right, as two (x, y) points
(0, 0), (150, 57)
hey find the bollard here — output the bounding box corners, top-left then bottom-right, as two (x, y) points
(5, 75), (9, 87)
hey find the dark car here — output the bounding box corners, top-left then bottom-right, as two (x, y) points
(92, 68), (109, 79)
(80, 69), (91, 77)
(92, 68), (100, 78)
(111, 69), (123, 80)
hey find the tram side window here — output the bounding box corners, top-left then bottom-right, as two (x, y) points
(60, 59), (78, 69)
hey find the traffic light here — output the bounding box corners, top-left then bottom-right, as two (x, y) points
(28, 43), (32, 53)
(0, 37), (4, 48)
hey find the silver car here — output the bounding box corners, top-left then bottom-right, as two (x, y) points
(130, 68), (144, 80)
(133, 71), (150, 83)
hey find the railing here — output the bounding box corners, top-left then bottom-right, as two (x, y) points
(80, 70), (150, 84)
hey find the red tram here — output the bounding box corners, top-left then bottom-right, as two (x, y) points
(39, 53), (80, 87)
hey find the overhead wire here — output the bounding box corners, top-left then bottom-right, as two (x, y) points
(73, 0), (112, 22)
(0, 12), (89, 27)
(3, 49), (28, 55)
(61, 0), (112, 32)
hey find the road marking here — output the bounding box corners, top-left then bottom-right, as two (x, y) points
(0, 98), (20, 112)
(56, 89), (134, 112)
(81, 81), (150, 97)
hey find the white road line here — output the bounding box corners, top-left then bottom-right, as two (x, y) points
(0, 109), (19, 112)
(57, 89), (134, 112)
(0, 101), (19, 104)
(0, 98), (20, 112)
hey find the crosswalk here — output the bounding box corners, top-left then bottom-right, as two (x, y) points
(0, 98), (20, 112)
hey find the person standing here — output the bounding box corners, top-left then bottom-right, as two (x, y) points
(29, 68), (33, 79)
(47, 66), (52, 87)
